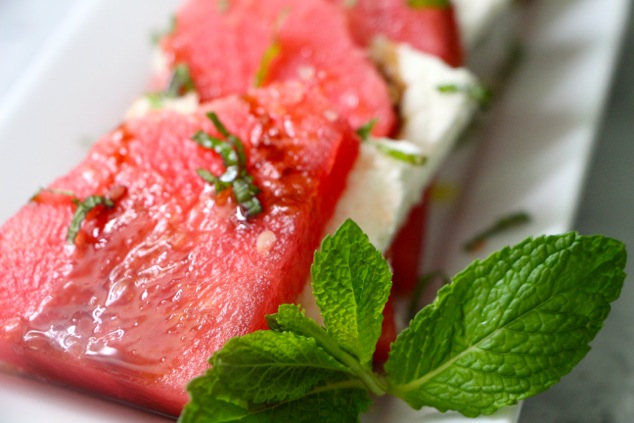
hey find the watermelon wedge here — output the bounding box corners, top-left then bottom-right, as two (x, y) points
(0, 82), (359, 415)
(160, 0), (396, 136)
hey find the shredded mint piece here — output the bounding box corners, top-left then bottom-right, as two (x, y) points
(193, 112), (263, 217)
(463, 211), (531, 252)
(145, 63), (196, 105)
(254, 40), (281, 88)
(179, 221), (626, 422)
(145, 92), (165, 109)
(31, 187), (76, 201)
(438, 83), (492, 108)
(312, 219), (392, 366)
(67, 195), (115, 244)
(386, 233), (626, 416)
(166, 64), (196, 98)
(355, 119), (377, 141)
(407, 0), (450, 8)
(374, 142), (427, 165)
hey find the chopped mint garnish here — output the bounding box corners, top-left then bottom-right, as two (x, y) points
(463, 211), (531, 252)
(67, 195), (115, 244)
(145, 63), (196, 107)
(254, 40), (281, 88)
(438, 83), (493, 108)
(193, 112), (262, 218)
(355, 119), (377, 141)
(166, 64), (196, 98)
(31, 188), (119, 244)
(407, 0), (451, 8)
(253, 9), (289, 88)
(179, 220), (626, 422)
(375, 141), (427, 165)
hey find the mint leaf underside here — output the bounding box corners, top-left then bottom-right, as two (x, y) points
(311, 219), (392, 366)
(386, 233), (626, 417)
(211, 330), (352, 403)
(181, 371), (371, 423)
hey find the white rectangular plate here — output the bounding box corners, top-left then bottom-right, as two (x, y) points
(0, 0), (629, 422)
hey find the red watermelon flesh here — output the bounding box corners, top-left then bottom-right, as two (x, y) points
(160, 0), (396, 136)
(0, 82), (359, 415)
(330, 0), (464, 67)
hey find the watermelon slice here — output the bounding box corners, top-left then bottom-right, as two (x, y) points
(0, 82), (359, 415)
(160, 0), (396, 136)
(330, 0), (464, 67)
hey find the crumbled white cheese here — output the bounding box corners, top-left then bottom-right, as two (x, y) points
(256, 230), (277, 254)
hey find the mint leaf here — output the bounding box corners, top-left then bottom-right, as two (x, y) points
(311, 219), (392, 365)
(180, 369), (371, 423)
(211, 330), (352, 403)
(386, 233), (626, 417)
(180, 372), (250, 423)
(267, 304), (331, 342)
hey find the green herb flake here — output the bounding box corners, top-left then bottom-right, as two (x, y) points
(406, 0), (451, 8)
(355, 118), (377, 141)
(145, 92), (165, 109)
(253, 40), (281, 88)
(179, 220), (626, 422)
(67, 195), (115, 244)
(30, 187), (76, 202)
(166, 64), (196, 98)
(463, 211), (531, 252)
(438, 83), (492, 107)
(31, 188), (119, 244)
(375, 142), (427, 165)
(193, 112), (263, 218)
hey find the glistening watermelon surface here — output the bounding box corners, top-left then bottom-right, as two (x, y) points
(0, 82), (359, 416)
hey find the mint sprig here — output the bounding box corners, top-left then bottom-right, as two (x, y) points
(193, 112), (263, 217)
(180, 220), (626, 422)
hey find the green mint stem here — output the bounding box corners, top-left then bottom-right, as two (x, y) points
(314, 327), (387, 396)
